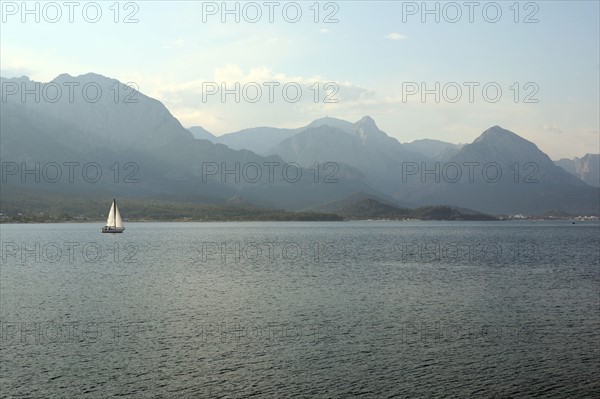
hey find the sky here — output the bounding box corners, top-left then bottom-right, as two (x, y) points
(1, 0), (599, 159)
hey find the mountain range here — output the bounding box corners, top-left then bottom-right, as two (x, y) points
(1, 73), (598, 217)
(192, 116), (599, 215)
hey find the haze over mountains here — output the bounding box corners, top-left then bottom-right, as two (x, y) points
(0, 73), (375, 211)
(555, 154), (600, 188)
(191, 116), (599, 215)
(2, 73), (599, 217)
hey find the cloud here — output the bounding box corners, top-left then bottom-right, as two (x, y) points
(163, 65), (372, 104)
(0, 66), (33, 78)
(542, 123), (564, 134)
(0, 57), (35, 79)
(385, 33), (407, 41)
(147, 64), (378, 133)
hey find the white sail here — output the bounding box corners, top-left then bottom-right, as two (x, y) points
(106, 201), (116, 227)
(114, 202), (124, 228)
(102, 199), (124, 233)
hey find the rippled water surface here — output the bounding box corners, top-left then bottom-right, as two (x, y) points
(1, 221), (599, 398)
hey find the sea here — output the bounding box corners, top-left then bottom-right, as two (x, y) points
(1, 221), (598, 398)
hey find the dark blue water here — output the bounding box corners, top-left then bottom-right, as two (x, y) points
(1, 221), (599, 398)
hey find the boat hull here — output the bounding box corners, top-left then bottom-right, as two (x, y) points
(102, 227), (125, 233)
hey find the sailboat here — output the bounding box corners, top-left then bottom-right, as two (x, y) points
(102, 199), (125, 233)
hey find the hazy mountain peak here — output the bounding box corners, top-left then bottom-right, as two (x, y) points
(462, 125), (549, 164)
(309, 116), (347, 125)
(305, 116), (354, 133)
(355, 115), (377, 129)
(0, 75), (31, 83)
(2, 72), (196, 150)
(54, 72), (74, 80)
(472, 126), (541, 152)
(52, 72), (118, 86)
(476, 125), (522, 141)
(353, 115), (392, 145)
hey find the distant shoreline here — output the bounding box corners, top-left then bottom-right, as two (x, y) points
(1, 217), (598, 224)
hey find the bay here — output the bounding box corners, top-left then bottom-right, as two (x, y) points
(1, 221), (598, 398)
